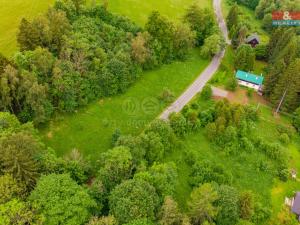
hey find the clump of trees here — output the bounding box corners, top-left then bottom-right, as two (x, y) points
(263, 28), (300, 112)
(1, 0), (203, 125)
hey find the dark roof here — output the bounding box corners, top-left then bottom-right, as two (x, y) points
(292, 192), (300, 215)
(245, 34), (260, 43)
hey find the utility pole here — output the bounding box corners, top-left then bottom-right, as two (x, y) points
(275, 88), (287, 114)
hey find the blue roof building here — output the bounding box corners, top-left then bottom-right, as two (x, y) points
(235, 70), (264, 92)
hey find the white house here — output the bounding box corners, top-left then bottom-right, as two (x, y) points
(235, 70), (264, 92)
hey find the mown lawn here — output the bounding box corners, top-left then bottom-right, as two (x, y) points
(41, 50), (210, 157)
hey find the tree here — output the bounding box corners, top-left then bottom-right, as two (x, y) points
(169, 113), (188, 137)
(293, 107), (300, 133)
(0, 174), (24, 204)
(98, 146), (133, 191)
(226, 75), (238, 91)
(134, 162), (178, 200)
(271, 59), (300, 111)
(0, 53), (10, 74)
(0, 198), (43, 225)
(201, 85), (212, 100)
(173, 24), (195, 60)
(239, 191), (254, 220)
(0, 65), (20, 113)
(159, 196), (182, 225)
(184, 5), (216, 46)
(226, 4), (239, 30)
(234, 0), (259, 10)
(216, 185), (239, 225)
(109, 179), (159, 224)
(188, 183), (219, 225)
(17, 9), (71, 53)
(29, 173), (96, 225)
(87, 216), (118, 225)
(124, 219), (156, 225)
(17, 18), (41, 51)
(200, 34), (224, 59)
(234, 44), (255, 71)
(145, 11), (175, 63)
(71, 0), (86, 14)
(131, 32), (151, 65)
(0, 132), (41, 189)
(262, 13), (273, 32)
(190, 160), (232, 186)
(0, 112), (22, 134)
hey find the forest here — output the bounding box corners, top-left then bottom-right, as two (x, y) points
(1, 0), (300, 224)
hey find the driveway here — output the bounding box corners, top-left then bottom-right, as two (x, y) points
(159, 0), (230, 120)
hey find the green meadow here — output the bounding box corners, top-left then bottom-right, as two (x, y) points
(41, 50), (209, 157)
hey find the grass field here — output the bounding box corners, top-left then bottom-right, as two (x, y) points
(166, 97), (300, 222)
(41, 50), (209, 157)
(99, 0), (212, 25)
(0, 0), (211, 57)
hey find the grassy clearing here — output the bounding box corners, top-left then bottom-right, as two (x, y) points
(41, 49), (209, 157)
(98, 0), (212, 25)
(166, 97), (300, 220)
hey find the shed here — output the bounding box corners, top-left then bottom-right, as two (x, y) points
(245, 34), (260, 47)
(235, 70), (264, 92)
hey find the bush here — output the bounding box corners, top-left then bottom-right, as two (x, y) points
(278, 168), (289, 182)
(190, 160), (233, 186)
(201, 85), (212, 100)
(255, 44), (267, 60)
(159, 88), (175, 103)
(170, 113), (188, 137)
(279, 133), (290, 144)
(246, 88), (254, 98)
(225, 76), (238, 91)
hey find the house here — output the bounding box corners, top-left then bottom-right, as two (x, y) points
(235, 70), (264, 92)
(245, 34), (260, 47)
(286, 192), (300, 221)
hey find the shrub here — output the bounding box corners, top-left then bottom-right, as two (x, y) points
(246, 88), (254, 98)
(225, 76), (238, 91)
(279, 133), (290, 144)
(278, 168), (289, 182)
(159, 88), (175, 103)
(169, 113), (188, 137)
(190, 160), (233, 186)
(201, 85), (212, 100)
